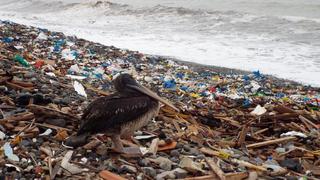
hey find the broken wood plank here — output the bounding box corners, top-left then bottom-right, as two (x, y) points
(205, 157), (226, 180)
(230, 159), (267, 172)
(299, 115), (319, 130)
(177, 175), (217, 180)
(237, 125), (249, 147)
(246, 136), (296, 148)
(99, 170), (127, 180)
(28, 104), (80, 121)
(0, 112), (34, 124)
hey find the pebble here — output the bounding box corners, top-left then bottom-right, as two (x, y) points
(138, 159), (150, 167)
(279, 159), (302, 172)
(20, 140), (31, 147)
(119, 165), (137, 174)
(170, 150), (180, 157)
(179, 157), (204, 173)
(156, 171), (175, 180)
(24, 72), (36, 78)
(142, 167), (156, 178)
(173, 168), (188, 179)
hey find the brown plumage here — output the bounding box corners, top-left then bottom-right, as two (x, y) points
(67, 73), (178, 155)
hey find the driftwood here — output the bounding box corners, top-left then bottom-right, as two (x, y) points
(27, 104), (80, 121)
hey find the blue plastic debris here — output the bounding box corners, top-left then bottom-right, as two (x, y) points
(53, 39), (65, 52)
(242, 99), (251, 108)
(275, 92), (286, 98)
(175, 72), (185, 79)
(163, 79), (176, 89)
(180, 86), (189, 91)
(2, 37), (14, 43)
(253, 70), (264, 79)
(243, 75), (250, 81)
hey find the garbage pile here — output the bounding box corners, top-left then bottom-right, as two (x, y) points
(0, 20), (320, 180)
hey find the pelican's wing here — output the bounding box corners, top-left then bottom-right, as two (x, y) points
(77, 96), (155, 135)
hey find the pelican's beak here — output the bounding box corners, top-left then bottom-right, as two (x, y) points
(128, 84), (179, 112)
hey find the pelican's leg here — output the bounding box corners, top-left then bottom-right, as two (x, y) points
(110, 134), (124, 153)
(110, 135), (142, 156)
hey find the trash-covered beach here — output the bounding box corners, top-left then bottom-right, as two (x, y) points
(0, 21), (320, 179)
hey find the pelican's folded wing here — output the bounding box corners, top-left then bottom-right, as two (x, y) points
(77, 96), (154, 135)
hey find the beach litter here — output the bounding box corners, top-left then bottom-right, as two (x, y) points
(0, 20), (319, 179)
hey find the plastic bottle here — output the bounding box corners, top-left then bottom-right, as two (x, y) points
(13, 55), (29, 67)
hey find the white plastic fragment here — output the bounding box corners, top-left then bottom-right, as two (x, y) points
(73, 81), (87, 98)
(46, 72), (56, 77)
(280, 131), (307, 138)
(140, 147), (149, 155)
(0, 130), (5, 140)
(37, 32), (48, 40)
(66, 75), (87, 80)
(4, 142), (20, 162)
(250, 105), (267, 116)
(69, 64), (81, 73)
(61, 150), (88, 174)
(39, 129), (53, 136)
(62, 49), (76, 60)
(134, 135), (156, 140)
(251, 81), (261, 92)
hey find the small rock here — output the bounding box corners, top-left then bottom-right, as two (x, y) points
(142, 167), (156, 178)
(41, 85), (50, 93)
(189, 148), (200, 156)
(170, 157), (180, 163)
(61, 97), (72, 104)
(179, 157), (204, 173)
(153, 157), (172, 171)
(20, 140), (31, 147)
(119, 165), (137, 174)
(183, 144), (191, 151)
(173, 168), (188, 179)
(156, 171), (175, 180)
(280, 159), (302, 172)
(24, 72), (36, 78)
(138, 159), (150, 166)
(170, 150), (180, 157)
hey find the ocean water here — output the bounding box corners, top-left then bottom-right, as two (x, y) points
(0, 0), (319, 86)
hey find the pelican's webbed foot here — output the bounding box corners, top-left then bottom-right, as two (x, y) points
(110, 135), (142, 156)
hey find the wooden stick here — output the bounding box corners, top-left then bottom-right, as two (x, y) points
(0, 112), (34, 124)
(205, 157), (226, 180)
(246, 136), (296, 149)
(177, 175), (217, 180)
(225, 172), (248, 180)
(230, 159), (267, 171)
(200, 147), (220, 157)
(237, 125), (249, 146)
(28, 104), (80, 121)
(6, 81), (34, 92)
(253, 128), (268, 136)
(10, 80), (34, 87)
(215, 117), (241, 128)
(35, 123), (72, 132)
(299, 115), (319, 130)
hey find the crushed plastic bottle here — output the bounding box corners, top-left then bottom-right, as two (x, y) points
(13, 54), (29, 67)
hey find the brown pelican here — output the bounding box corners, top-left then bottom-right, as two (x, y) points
(67, 73), (178, 155)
